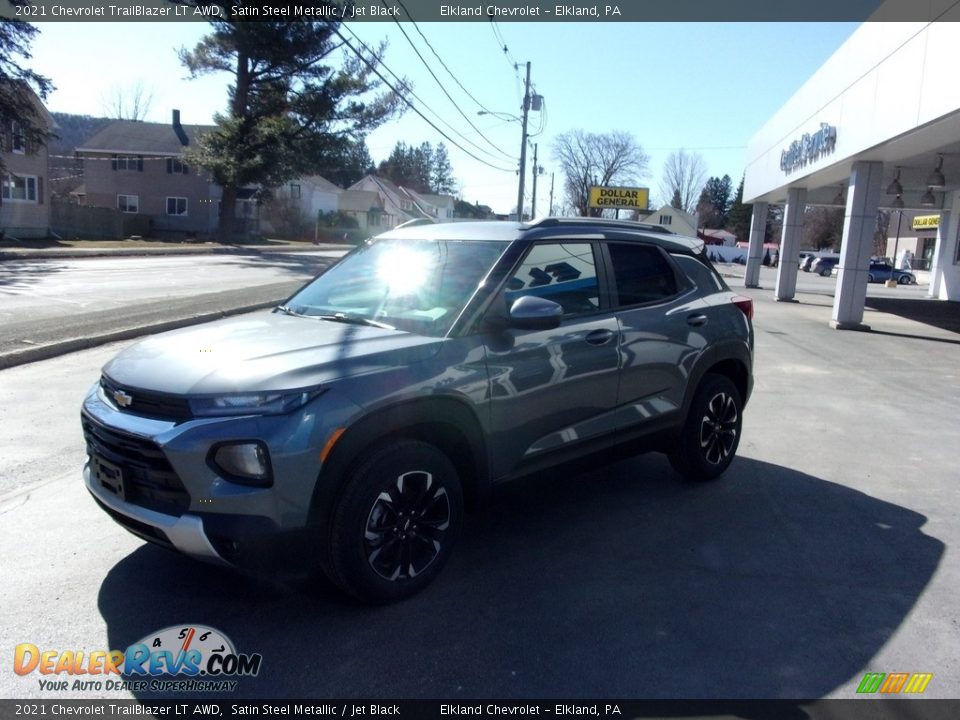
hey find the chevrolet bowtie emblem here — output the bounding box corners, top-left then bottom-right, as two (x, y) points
(113, 390), (133, 408)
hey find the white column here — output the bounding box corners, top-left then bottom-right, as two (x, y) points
(936, 192), (960, 301)
(774, 188), (806, 301)
(928, 209), (950, 298)
(743, 202), (768, 288)
(831, 161), (883, 330)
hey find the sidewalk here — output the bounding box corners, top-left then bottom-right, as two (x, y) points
(0, 239), (353, 261)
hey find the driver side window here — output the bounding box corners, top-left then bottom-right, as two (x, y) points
(503, 242), (600, 316)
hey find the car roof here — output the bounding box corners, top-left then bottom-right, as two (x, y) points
(374, 217), (705, 254)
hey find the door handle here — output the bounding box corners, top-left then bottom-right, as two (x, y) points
(585, 328), (615, 346)
(687, 314), (708, 327)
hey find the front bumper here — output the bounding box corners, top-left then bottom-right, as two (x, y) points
(80, 381), (361, 573)
(84, 462), (228, 565)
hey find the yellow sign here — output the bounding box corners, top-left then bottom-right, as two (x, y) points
(588, 185), (649, 210)
(912, 214), (939, 231)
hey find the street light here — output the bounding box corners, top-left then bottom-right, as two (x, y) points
(477, 111), (521, 122)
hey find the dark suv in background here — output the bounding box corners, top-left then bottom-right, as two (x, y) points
(82, 218), (754, 603)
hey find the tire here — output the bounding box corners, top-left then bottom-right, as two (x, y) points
(324, 440), (463, 604)
(819, 268), (832, 277)
(897, 274), (911, 285)
(669, 374), (743, 482)
(867, 273), (874, 283)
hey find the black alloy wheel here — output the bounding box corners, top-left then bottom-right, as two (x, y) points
(324, 439), (463, 603)
(669, 373), (743, 482)
(364, 469), (451, 581)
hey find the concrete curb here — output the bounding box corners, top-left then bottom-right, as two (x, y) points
(0, 298), (279, 370)
(0, 243), (353, 262)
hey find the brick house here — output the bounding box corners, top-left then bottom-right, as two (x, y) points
(1, 88), (56, 239)
(74, 110), (225, 238)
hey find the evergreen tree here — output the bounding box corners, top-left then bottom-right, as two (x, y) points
(0, 19), (54, 174)
(727, 176), (753, 243)
(431, 143), (456, 194)
(178, 9), (401, 240)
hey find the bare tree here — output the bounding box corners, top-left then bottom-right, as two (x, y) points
(553, 130), (650, 217)
(101, 80), (154, 121)
(659, 149), (707, 212)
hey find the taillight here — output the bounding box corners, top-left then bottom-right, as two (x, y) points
(731, 295), (754, 320)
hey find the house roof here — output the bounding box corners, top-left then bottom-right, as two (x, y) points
(338, 189), (385, 213)
(298, 175), (342, 193)
(76, 119), (213, 156)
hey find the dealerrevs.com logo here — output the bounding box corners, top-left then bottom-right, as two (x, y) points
(14, 625), (262, 693)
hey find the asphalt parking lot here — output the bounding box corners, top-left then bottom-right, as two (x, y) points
(1, 268), (958, 701)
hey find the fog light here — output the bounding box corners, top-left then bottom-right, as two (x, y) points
(210, 442), (272, 486)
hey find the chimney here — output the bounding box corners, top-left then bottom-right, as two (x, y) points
(172, 109), (188, 147)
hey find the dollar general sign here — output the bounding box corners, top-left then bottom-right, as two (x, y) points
(589, 186), (649, 210)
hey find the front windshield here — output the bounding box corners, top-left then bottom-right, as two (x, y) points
(283, 238), (506, 337)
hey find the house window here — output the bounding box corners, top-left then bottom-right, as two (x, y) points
(112, 155), (144, 172)
(166, 158), (189, 175)
(2, 173), (37, 202)
(117, 194), (139, 213)
(166, 197), (188, 216)
(658, 215), (673, 225)
(10, 121), (25, 154)
(289, 183), (301, 199)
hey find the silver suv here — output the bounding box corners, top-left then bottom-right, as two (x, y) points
(82, 218), (754, 603)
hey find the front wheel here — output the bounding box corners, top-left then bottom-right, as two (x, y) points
(898, 274), (912, 285)
(324, 440), (463, 604)
(669, 374), (743, 482)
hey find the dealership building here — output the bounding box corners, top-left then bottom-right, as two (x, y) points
(742, 3), (960, 329)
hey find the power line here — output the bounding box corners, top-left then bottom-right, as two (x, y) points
(396, 0), (501, 118)
(330, 23), (516, 174)
(338, 23), (515, 169)
(384, 0), (514, 161)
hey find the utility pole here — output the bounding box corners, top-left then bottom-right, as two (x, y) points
(530, 143), (539, 218)
(516, 61), (531, 222)
(548, 172), (555, 216)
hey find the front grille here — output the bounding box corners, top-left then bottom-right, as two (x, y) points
(83, 415), (190, 516)
(100, 375), (192, 421)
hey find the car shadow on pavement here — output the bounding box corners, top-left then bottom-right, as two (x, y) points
(97, 453), (942, 700)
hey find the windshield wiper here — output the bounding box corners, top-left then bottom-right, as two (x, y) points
(276, 305), (306, 317)
(317, 313), (395, 330)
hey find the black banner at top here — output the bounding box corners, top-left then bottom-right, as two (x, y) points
(1, 700), (960, 720)
(1, 0), (948, 23)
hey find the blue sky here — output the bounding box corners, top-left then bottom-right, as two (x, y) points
(29, 20), (858, 214)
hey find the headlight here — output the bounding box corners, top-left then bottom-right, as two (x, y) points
(189, 389), (323, 417)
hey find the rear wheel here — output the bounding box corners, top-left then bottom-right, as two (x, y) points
(669, 374), (743, 482)
(867, 273), (874, 283)
(324, 440), (463, 604)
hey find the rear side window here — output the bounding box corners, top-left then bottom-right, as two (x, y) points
(608, 243), (680, 306)
(672, 254), (726, 293)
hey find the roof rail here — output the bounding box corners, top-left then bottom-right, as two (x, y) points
(527, 217), (676, 234)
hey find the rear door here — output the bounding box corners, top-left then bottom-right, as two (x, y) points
(603, 242), (707, 430)
(482, 240), (621, 478)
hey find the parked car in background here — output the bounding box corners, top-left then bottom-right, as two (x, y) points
(810, 256), (840, 276)
(867, 262), (916, 284)
(798, 251), (817, 270)
(81, 218), (754, 603)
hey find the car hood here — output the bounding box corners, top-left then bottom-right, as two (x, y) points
(101, 311), (445, 395)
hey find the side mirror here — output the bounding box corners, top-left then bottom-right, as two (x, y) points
(507, 295), (563, 330)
